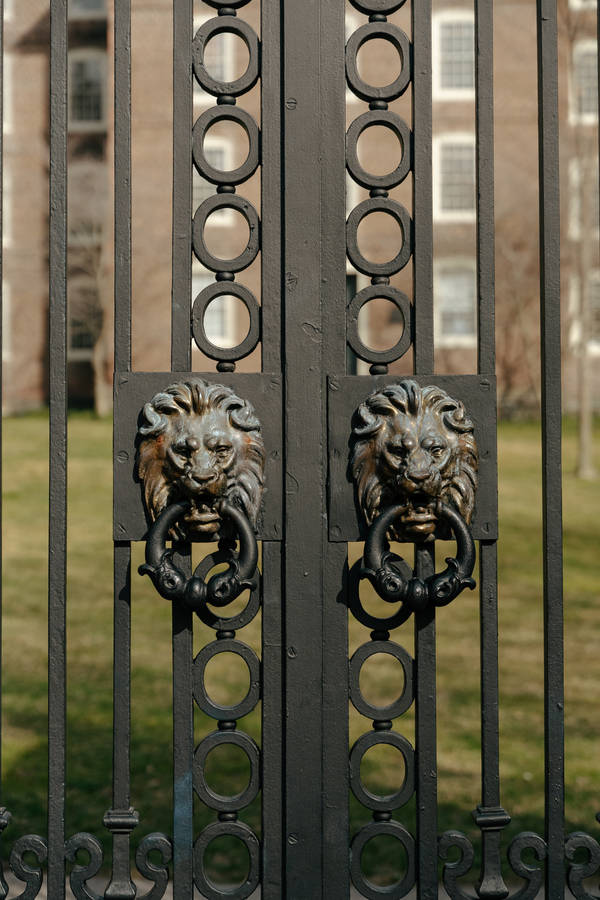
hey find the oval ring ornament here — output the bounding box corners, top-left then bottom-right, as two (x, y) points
(346, 22), (411, 103)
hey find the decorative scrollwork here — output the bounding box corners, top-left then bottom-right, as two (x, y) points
(135, 833), (172, 900)
(65, 832), (104, 900)
(566, 831), (600, 900)
(439, 830), (477, 900)
(9, 834), (48, 900)
(361, 499), (476, 612)
(140, 498), (259, 610)
(506, 831), (547, 900)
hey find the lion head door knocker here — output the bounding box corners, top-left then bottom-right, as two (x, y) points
(136, 380), (265, 613)
(350, 379), (478, 618)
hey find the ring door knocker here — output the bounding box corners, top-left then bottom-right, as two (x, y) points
(136, 380), (265, 615)
(350, 380), (478, 619)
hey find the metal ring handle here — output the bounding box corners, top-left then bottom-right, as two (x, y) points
(139, 498), (259, 611)
(362, 500), (476, 611)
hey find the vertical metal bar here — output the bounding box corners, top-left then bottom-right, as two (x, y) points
(412, 0), (433, 373)
(414, 548), (437, 900)
(320, 0), (349, 893)
(114, 0), (132, 373)
(104, 546), (138, 899)
(260, 0), (281, 375)
(412, 0), (436, 896)
(473, 1), (510, 895)
(172, 0), (193, 373)
(105, 4), (138, 891)
(47, 0), (68, 895)
(171, 2), (194, 896)
(282, 0), (323, 893)
(0, 6), (7, 888)
(261, 542), (283, 900)
(536, 0), (564, 894)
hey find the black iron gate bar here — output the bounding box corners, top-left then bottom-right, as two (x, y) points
(0, 0), (597, 897)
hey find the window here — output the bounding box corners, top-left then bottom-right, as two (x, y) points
(68, 280), (103, 359)
(69, 0), (105, 17)
(434, 135), (476, 221)
(3, 0), (14, 21)
(193, 139), (233, 225)
(571, 41), (598, 124)
(69, 50), (106, 130)
(192, 266), (235, 348)
(3, 282), (10, 362)
(3, 170), (11, 248)
(569, 159), (599, 240)
(434, 261), (477, 345)
(433, 12), (474, 99)
(569, 0), (595, 11)
(3, 54), (13, 135)
(588, 272), (600, 344)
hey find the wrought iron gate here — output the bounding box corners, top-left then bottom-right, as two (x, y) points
(1, 0), (596, 896)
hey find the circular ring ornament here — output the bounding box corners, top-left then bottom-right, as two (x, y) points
(192, 281), (261, 362)
(349, 641), (414, 720)
(194, 638), (260, 720)
(194, 730), (260, 812)
(346, 198), (412, 277)
(193, 195), (260, 273)
(193, 17), (259, 97)
(349, 730), (414, 811)
(347, 555), (413, 632)
(348, 0), (408, 13)
(193, 820), (260, 900)
(347, 284), (412, 365)
(201, 0), (254, 7)
(192, 549), (261, 631)
(346, 23), (411, 103)
(192, 107), (260, 186)
(350, 820), (416, 900)
(346, 112), (411, 191)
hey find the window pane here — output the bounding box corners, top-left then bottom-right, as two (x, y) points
(440, 143), (475, 212)
(71, 0), (105, 11)
(437, 266), (476, 337)
(589, 275), (600, 341)
(70, 57), (104, 122)
(574, 46), (598, 118)
(440, 21), (474, 90)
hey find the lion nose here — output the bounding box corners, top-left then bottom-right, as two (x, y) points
(188, 468), (217, 485)
(408, 470), (429, 483)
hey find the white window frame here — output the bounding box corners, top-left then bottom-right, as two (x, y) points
(569, 158), (600, 241)
(433, 133), (476, 222)
(2, 281), (10, 362)
(68, 48), (107, 132)
(192, 264), (237, 349)
(434, 258), (477, 347)
(3, 0), (14, 21)
(193, 136), (235, 226)
(569, 40), (598, 126)
(432, 10), (475, 101)
(3, 54), (13, 136)
(3, 169), (11, 249)
(68, 0), (106, 20)
(569, 0), (595, 11)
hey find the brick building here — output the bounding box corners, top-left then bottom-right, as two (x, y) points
(2, 0), (599, 415)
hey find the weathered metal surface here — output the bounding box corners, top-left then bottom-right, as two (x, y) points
(328, 374), (497, 542)
(136, 380), (265, 542)
(113, 372), (282, 542)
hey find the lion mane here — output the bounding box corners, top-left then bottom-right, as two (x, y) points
(137, 380), (265, 540)
(350, 380), (478, 541)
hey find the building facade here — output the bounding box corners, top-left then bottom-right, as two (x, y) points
(2, 0), (599, 415)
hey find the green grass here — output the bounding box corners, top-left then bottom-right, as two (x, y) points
(1, 411), (599, 886)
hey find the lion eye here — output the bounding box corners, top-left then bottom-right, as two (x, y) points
(387, 444), (405, 457)
(430, 446), (444, 457)
(215, 445), (232, 456)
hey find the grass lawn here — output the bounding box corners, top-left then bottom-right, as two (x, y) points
(1, 411), (599, 887)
